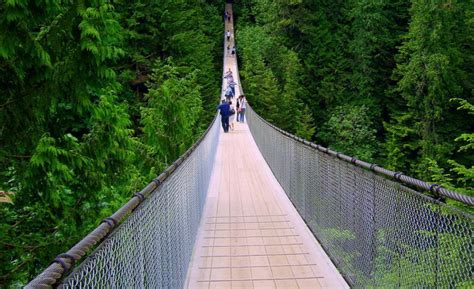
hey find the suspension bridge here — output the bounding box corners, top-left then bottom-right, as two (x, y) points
(28, 3), (473, 289)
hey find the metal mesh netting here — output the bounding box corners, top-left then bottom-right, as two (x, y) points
(247, 107), (474, 288)
(60, 117), (220, 288)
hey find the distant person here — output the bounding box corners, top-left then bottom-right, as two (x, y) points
(227, 44), (231, 55)
(237, 95), (246, 123)
(231, 45), (236, 56)
(224, 10), (228, 22)
(224, 69), (233, 84)
(229, 100), (236, 131)
(218, 99), (231, 133)
(224, 85), (234, 102)
(226, 30), (231, 42)
(235, 96), (240, 122)
(228, 80), (237, 96)
(227, 13), (231, 23)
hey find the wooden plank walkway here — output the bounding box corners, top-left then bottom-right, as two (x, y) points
(185, 4), (348, 289)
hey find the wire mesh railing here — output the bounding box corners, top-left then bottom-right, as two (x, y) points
(247, 106), (474, 288)
(27, 7), (235, 288)
(26, 116), (220, 288)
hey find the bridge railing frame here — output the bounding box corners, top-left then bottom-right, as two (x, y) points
(26, 114), (220, 288)
(26, 6), (239, 287)
(247, 106), (473, 206)
(246, 105), (473, 287)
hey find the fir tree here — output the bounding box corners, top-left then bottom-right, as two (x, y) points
(388, 0), (471, 180)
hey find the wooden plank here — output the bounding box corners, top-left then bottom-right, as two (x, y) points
(185, 4), (348, 289)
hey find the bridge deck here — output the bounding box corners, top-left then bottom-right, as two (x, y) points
(185, 122), (348, 289)
(185, 4), (348, 289)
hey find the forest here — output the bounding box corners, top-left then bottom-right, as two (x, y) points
(0, 0), (472, 287)
(0, 1), (224, 286)
(233, 0), (473, 199)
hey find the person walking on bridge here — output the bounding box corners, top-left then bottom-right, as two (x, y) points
(228, 80), (237, 96)
(237, 95), (246, 123)
(229, 100), (236, 131)
(224, 85), (234, 102)
(224, 69), (234, 84)
(218, 99), (231, 133)
(226, 30), (231, 42)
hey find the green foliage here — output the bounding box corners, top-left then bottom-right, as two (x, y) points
(237, 24), (315, 138)
(319, 105), (377, 162)
(238, 27), (279, 120)
(0, 0), (223, 287)
(141, 59), (203, 165)
(427, 99), (474, 211)
(1, 0), (472, 287)
(448, 99), (474, 194)
(387, 0), (472, 180)
(234, 1), (473, 287)
(236, 0), (472, 195)
(370, 212), (473, 288)
(295, 105), (315, 140)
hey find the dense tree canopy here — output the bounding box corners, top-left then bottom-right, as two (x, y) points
(0, 0), (472, 287)
(234, 0), (473, 200)
(0, 1), (222, 286)
(234, 3), (472, 286)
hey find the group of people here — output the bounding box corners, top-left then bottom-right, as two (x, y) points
(225, 8), (236, 56)
(224, 9), (231, 23)
(226, 31), (236, 56)
(224, 69), (237, 101)
(218, 94), (247, 133)
(227, 44), (236, 56)
(218, 7), (246, 133)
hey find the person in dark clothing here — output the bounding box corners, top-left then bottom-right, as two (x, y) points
(218, 100), (231, 133)
(235, 97), (240, 122)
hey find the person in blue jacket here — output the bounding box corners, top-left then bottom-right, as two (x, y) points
(217, 100), (231, 133)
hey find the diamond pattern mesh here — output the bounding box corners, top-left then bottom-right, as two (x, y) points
(247, 107), (473, 288)
(61, 118), (220, 288)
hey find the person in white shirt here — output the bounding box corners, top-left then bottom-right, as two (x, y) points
(229, 100), (236, 130)
(237, 95), (247, 123)
(226, 30), (231, 42)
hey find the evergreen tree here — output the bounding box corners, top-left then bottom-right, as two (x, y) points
(296, 105), (316, 140)
(141, 59), (203, 166)
(387, 0), (471, 180)
(348, 0), (408, 129)
(238, 26), (279, 122)
(237, 18), (315, 137)
(319, 105), (377, 161)
(0, 1), (223, 286)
